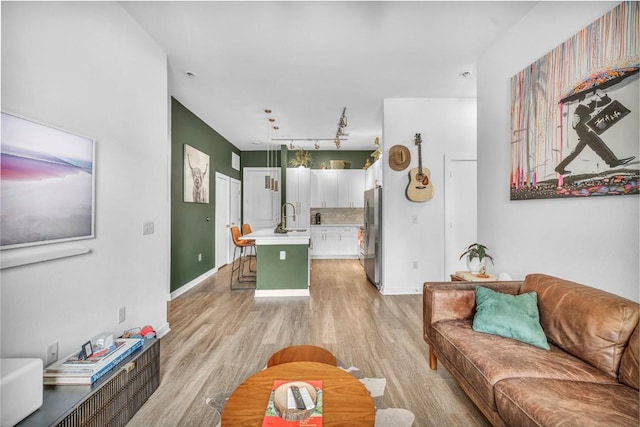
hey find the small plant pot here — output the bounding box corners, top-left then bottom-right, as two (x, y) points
(467, 257), (484, 274)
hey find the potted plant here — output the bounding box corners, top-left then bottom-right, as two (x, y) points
(288, 149), (313, 168)
(459, 243), (494, 274)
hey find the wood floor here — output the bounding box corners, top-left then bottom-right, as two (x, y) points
(127, 259), (490, 426)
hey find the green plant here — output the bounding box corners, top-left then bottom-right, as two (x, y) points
(288, 148), (313, 168)
(459, 243), (494, 264)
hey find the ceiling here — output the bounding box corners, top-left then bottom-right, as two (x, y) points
(122, 1), (535, 151)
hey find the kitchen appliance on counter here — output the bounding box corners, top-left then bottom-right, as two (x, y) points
(363, 187), (382, 290)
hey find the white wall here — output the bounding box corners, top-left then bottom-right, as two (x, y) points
(382, 98), (476, 294)
(1, 2), (171, 361)
(477, 1), (639, 301)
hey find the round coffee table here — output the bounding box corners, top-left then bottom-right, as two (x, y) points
(267, 345), (337, 368)
(221, 361), (375, 426)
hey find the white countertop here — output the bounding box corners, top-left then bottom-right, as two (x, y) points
(239, 228), (310, 245)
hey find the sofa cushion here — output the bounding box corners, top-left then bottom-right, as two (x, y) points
(432, 319), (618, 411)
(495, 377), (640, 427)
(619, 326), (639, 390)
(473, 286), (549, 350)
(522, 274), (639, 377)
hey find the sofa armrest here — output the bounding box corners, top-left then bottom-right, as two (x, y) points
(423, 281), (523, 369)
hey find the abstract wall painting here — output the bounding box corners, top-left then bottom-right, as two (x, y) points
(183, 144), (210, 203)
(1, 112), (96, 249)
(510, 1), (639, 200)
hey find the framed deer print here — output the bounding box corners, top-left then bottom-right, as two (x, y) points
(184, 144), (210, 203)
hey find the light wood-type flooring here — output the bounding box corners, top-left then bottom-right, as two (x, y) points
(127, 259), (490, 426)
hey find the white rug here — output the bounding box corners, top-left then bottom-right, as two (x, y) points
(206, 361), (415, 426)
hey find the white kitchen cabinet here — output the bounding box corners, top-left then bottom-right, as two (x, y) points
(337, 170), (365, 208)
(286, 167), (310, 229)
(310, 170), (338, 208)
(311, 170), (364, 208)
(310, 226), (359, 258)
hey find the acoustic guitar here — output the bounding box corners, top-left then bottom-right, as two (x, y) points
(406, 133), (434, 202)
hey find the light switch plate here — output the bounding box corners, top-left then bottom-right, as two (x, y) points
(280, 251), (286, 260)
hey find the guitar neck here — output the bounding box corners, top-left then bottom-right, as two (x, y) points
(417, 141), (423, 174)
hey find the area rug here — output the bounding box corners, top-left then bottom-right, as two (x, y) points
(205, 360), (415, 426)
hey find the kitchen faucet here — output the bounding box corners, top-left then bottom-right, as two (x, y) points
(275, 202), (297, 233)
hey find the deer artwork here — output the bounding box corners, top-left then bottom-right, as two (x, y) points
(187, 153), (209, 203)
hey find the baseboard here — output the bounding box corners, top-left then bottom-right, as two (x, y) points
(155, 322), (171, 339)
(254, 289), (310, 297)
(170, 267), (218, 300)
(380, 286), (423, 295)
(310, 255), (359, 260)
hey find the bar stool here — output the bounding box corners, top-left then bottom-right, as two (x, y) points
(229, 226), (256, 290)
(241, 224), (256, 272)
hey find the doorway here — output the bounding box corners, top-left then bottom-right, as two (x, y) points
(444, 154), (477, 278)
(215, 173), (241, 268)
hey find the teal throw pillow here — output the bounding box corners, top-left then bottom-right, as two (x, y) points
(473, 286), (550, 350)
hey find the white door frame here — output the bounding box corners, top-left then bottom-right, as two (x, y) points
(444, 153), (477, 279)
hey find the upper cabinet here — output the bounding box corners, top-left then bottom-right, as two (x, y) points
(310, 169), (365, 208)
(337, 170), (365, 208)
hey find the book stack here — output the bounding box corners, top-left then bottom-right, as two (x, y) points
(43, 338), (144, 385)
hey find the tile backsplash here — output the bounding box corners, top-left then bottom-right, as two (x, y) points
(310, 208), (364, 225)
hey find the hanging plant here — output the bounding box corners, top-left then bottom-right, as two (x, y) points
(289, 149), (313, 168)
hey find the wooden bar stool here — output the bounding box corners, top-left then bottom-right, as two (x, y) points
(229, 226), (256, 290)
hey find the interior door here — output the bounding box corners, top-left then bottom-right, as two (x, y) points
(229, 178), (241, 261)
(444, 155), (477, 278)
(216, 173), (242, 267)
(215, 173), (230, 268)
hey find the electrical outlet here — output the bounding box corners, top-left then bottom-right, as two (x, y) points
(46, 342), (58, 366)
(198, 253), (202, 262)
(280, 251), (286, 260)
(412, 260), (418, 269)
(143, 221), (154, 235)
(118, 306), (126, 323)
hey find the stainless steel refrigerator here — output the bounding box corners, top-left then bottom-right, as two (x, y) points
(364, 187), (382, 290)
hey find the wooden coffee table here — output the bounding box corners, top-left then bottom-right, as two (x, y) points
(267, 345), (337, 368)
(221, 361), (375, 426)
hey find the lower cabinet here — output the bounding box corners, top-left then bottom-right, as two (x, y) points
(310, 226), (359, 258)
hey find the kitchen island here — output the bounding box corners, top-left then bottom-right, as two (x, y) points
(240, 228), (310, 297)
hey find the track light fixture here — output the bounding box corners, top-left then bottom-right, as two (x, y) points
(270, 107), (348, 150)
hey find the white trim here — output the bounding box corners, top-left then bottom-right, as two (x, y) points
(0, 246), (91, 269)
(254, 288), (310, 298)
(170, 267), (217, 300)
(380, 286), (422, 295)
(155, 322), (171, 339)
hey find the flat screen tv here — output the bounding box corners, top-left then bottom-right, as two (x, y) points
(1, 112), (96, 249)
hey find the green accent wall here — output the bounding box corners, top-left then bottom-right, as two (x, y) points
(256, 244), (309, 290)
(171, 98), (241, 292)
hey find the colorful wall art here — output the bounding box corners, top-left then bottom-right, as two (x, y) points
(183, 144), (210, 203)
(510, 1), (639, 200)
(1, 112), (96, 248)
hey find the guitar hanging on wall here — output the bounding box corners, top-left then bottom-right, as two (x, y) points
(406, 133), (434, 202)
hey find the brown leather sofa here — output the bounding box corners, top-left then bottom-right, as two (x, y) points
(423, 274), (639, 426)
